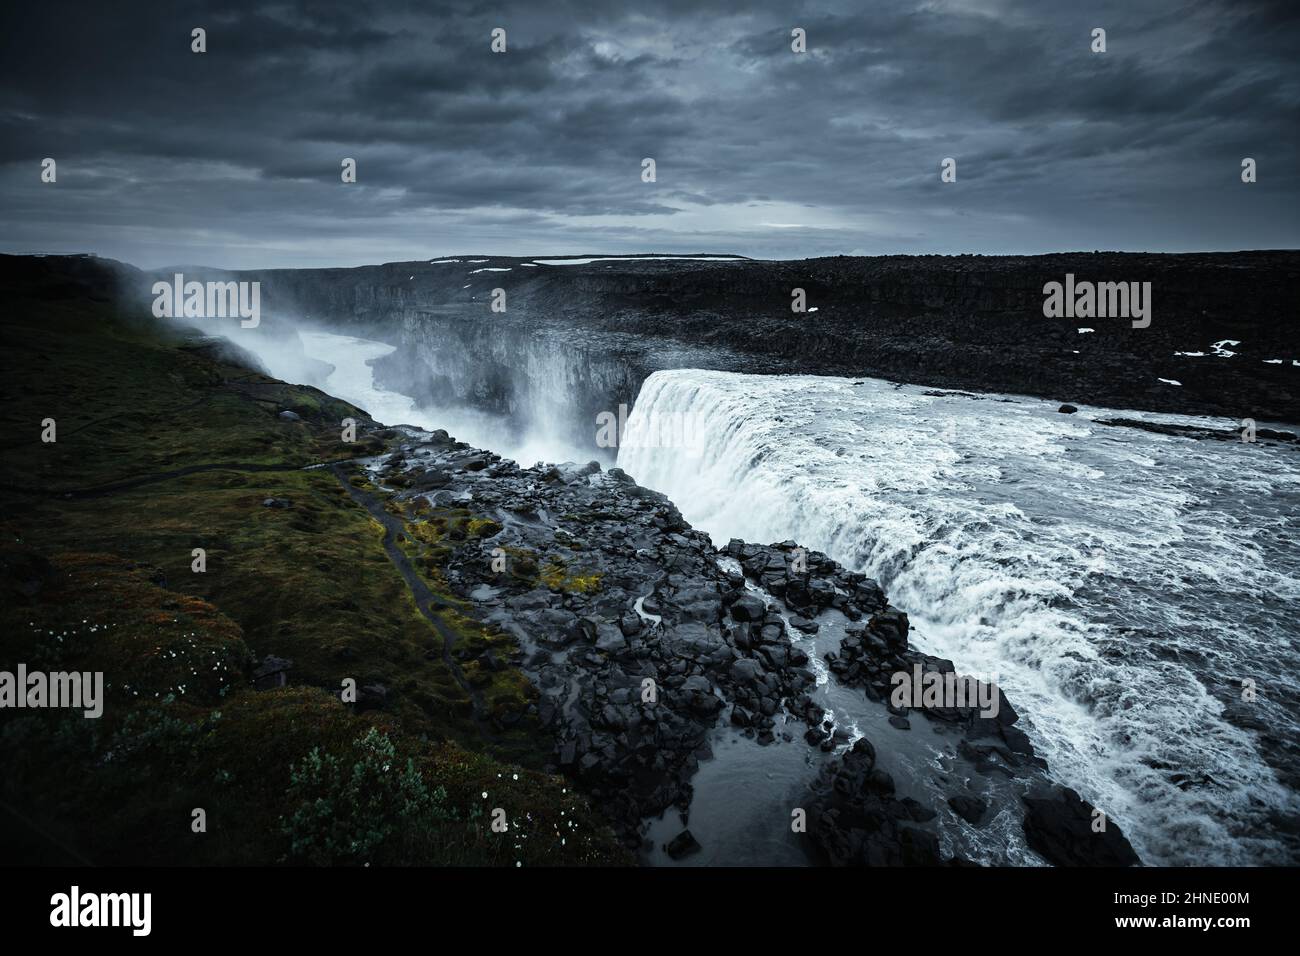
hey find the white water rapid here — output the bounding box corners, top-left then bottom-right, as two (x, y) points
(617, 369), (1300, 866)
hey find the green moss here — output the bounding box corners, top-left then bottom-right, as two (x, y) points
(0, 287), (627, 866)
(0, 549), (624, 866)
(289, 392), (323, 414)
(0, 301), (371, 496)
(466, 517), (503, 538)
(540, 559), (603, 595)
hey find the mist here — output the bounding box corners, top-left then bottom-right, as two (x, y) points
(205, 317), (599, 468)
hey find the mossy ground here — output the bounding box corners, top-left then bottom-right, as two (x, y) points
(540, 558), (604, 595)
(0, 279), (626, 865)
(392, 504), (538, 732)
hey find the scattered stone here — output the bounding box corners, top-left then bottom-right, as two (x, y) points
(357, 683), (390, 711)
(730, 593), (766, 622)
(665, 829), (702, 860)
(251, 655), (292, 690)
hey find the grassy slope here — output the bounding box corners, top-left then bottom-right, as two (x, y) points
(0, 278), (624, 865)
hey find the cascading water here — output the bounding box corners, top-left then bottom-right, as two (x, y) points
(237, 318), (1300, 865)
(381, 313), (643, 463)
(266, 330), (596, 466)
(616, 368), (1300, 866)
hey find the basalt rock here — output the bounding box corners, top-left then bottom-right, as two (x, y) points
(251, 655), (292, 691)
(828, 612), (1046, 772)
(665, 829), (702, 860)
(1022, 786), (1141, 867)
(810, 738), (943, 867)
(367, 426), (1140, 867)
(371, 432), (819, 840)
(948, 795), (988, 826)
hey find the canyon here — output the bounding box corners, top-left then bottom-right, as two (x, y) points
(4, 251), (1297, 866)
(131, 250), (1300, 461)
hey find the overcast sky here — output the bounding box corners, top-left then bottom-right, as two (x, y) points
(1, 0), (1296, 269)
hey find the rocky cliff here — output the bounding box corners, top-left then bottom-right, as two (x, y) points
(152, 251), (1300, 450)
(364, 426), (1141, 865)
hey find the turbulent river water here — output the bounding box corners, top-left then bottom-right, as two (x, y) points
(617, 369), (1300, 866)
(285, 330), (1299, 866)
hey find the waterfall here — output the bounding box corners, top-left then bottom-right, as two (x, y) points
(617, 368), (1300, 866)
(380, 315), (645, 463)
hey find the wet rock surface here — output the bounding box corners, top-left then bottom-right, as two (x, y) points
(824, 607), (1042, 772)
(376, 434), (824, 842)
(1097, 417), (1299, 444)
(1022, 786), (1142, 867)
(810, 737), (943, 866)
(371, 428), (1143, 866)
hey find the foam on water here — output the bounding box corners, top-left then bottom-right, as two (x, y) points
(617, 369), (1300, 865)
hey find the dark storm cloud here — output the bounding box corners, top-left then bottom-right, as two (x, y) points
(0, 0), (1296, 267)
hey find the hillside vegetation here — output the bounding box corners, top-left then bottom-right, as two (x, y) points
(0, 258), (625, 865)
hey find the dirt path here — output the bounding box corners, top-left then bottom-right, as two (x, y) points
(1, 455), (498, 740)
(329, 464), (495, 738)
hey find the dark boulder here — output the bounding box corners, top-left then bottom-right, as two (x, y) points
(665, 829), (702, 860)
(1021, 787), (1141, 866)
(948, 795), (988, 826)
(252, 655), (292, 690)
(730, 593), (767, 622)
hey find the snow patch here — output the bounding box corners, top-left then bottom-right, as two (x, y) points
(531, 255), (747, 266)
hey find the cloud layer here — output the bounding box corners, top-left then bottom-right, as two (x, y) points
(1, 0), (1296, 267)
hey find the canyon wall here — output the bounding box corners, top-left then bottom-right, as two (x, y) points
(112, 250), (1300, 454)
